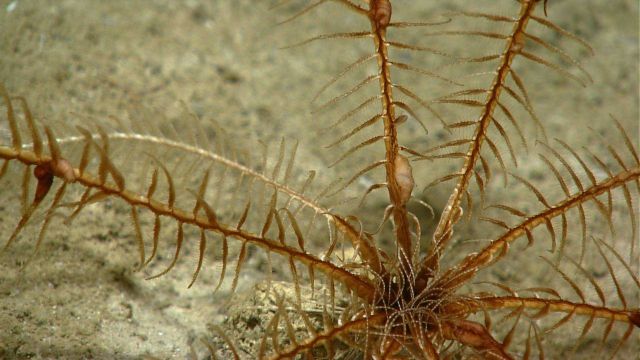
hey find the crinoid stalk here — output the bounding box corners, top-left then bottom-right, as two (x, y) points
(0, 0), (638, 359)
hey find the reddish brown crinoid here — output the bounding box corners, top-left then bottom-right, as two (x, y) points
(1, 0), (638, 358)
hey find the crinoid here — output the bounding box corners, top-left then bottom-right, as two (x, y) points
(0, 0), (638, 359)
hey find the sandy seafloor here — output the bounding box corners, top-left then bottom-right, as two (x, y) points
(0, 0), (638, 359)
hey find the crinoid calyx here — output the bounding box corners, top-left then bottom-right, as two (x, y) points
(0, 0), (638, 359)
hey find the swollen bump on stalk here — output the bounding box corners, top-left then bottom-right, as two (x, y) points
(369, 0), (392, 28)
(394, 154), (414, 205)
(34, 127), (77, 203)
